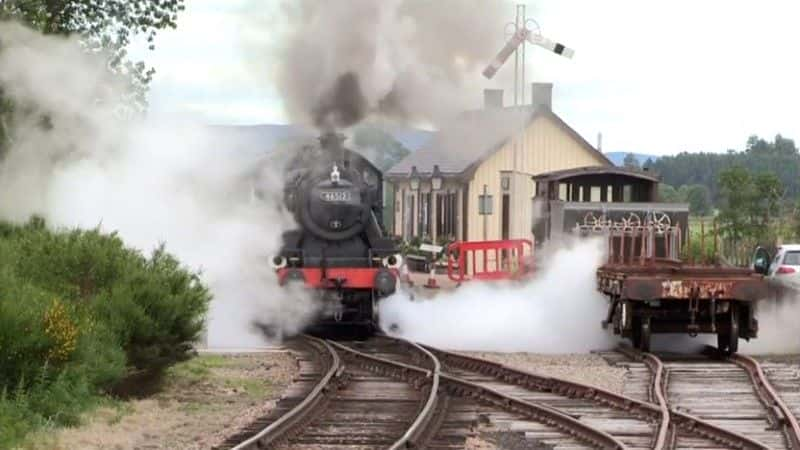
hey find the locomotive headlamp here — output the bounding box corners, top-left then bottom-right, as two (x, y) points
(383, 254), (402, 269)
(330, 164), (341, 184)
(270, 255), (287, 269)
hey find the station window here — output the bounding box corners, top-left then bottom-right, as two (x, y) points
(590, 186), (601, 202)
(558, 183), (568, 200)
(478, 193), (493, 215)
(436, 192), (458, 238)
(623, 185), (632, 202)
(418, 193), (431, 237)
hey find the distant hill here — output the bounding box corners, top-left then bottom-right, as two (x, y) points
(604, 151), (660, 167)
(382, 127), (434, 152)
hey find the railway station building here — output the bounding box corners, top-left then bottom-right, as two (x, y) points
(386, 83), (612, 244)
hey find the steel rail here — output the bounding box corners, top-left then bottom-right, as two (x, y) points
(616, 345), (673, 449)
(730, 353), (800, 450)
(427, 344), (770, 450)
(389, 341), (442, 450)
(232, 335), (341, 450)
(326, 339), (441, 450)
(351, 338), (625, 448)
(624, 345), (771, 450)
(440, 371), (628, 449)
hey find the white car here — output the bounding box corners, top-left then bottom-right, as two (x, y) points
(765, 244), (800, 300)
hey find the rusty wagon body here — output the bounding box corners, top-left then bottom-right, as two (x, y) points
(590, 223), (768, 354)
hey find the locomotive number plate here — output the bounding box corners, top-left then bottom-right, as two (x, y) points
(320, 191), (352, 202)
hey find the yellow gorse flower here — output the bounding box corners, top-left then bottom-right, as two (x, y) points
(43, 299), (79, 363)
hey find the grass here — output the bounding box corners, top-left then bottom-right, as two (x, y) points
(164, 355), (228, 385)
(163, 355), (273, 410)
(224, 378), (272, 398)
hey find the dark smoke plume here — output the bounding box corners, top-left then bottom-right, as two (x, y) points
(247, 0), (510, 129)
(312, 72), (368, 129)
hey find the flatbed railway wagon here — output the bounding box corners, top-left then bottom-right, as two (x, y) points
(588, 223), (769, 354)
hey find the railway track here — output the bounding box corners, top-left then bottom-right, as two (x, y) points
(218, 336), (800, 449)
(612, 345), (800, 449)
(427, 345), (658, 449)
(219, 335), (631, 449)
(219, 334), (441, 449)
(357, 337), (625, 449)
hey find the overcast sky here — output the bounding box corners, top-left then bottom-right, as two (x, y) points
(132, 1), (800, 156)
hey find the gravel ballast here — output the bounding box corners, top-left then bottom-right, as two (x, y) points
(460, 351), (627, 394)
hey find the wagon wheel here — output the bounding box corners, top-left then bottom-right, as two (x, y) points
(632, 316), (652, 352)
(648, 211), (671, 233)
(621, 212), (641, 232)
(717, 303), (739, 355)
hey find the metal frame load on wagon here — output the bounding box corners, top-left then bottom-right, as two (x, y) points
(532, 165), (768, 354)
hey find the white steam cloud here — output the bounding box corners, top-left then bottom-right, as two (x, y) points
(0, 22), (315, 347)
(740, 293), (800, 354)
(380, 238), (618, 353)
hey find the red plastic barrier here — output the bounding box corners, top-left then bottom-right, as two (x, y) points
(447, 239), (533, 282)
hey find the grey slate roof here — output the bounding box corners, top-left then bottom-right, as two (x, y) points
(386, 106), (611, 178)
(532, 165), (661, 183)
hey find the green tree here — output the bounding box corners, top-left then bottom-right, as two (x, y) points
(658, 183), (680, 203)
(717, 166), (783, 246)
(650, 134), (800, 206)
(623, 152), (640, 169)
(0, 0), (185, 155)
(684, 184), (711, 215)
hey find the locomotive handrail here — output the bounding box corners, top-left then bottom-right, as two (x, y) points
(447, 239), (533, 282)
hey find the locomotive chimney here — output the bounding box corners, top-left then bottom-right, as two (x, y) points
(319, 131), (346, 150)
(531, 82), (553, 110)
(483, 89), (504, 109)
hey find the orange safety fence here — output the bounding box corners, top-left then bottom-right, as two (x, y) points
(447, 239), (534, 282)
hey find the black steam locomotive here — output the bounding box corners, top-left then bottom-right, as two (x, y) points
(272, 132), (400, 328)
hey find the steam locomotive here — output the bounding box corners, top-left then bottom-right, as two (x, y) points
(272, 132), (400, 329)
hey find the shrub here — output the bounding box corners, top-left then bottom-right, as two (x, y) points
(94, 246), (210, 374)
(0, 265), (124, 447)
(7, 219), (211, 377)
(0, 217), (211, 446)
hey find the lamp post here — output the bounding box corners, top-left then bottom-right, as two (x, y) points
(409, 166), (420, 238)
(431, 165), (442, 245)
(409, 166), (420, 191)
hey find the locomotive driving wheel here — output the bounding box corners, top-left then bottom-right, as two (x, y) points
(371, 292), (380, 331)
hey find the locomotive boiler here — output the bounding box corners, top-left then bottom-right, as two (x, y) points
(272, 132), (400, 329)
